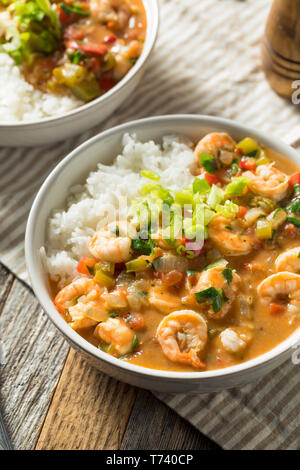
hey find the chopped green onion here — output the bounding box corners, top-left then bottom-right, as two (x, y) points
(132, 335), (139, 352)
(216, 200), (239, 219)
(289, 199), (300, 214)
(186, 250), (195, 259)
(207, 185), (224, 209)
(176, 244), (186, 256)
(59, 2), (90, 16)
(225, 176), (249, 196)
(193, 177), (211, 194)
(293, 185), (300, 196)
(174, 190), (193, 206)
(287, 217), (300, 228)
(141, 169), (160, 181)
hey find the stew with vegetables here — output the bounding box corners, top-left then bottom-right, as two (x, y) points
(0, 0), (146, 101)
(51, 132), (300, 372)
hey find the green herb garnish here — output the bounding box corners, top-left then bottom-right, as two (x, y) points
(194, 287), (224, 313)
(132, 335), (138, 352)
(86, 265), (94, 275)
(200, 154), (218, 174)
(131, 236), (156, 255)
(186, 269), (197, 276)
(222, 267), (233, 285)
(59, 2), (90, 16)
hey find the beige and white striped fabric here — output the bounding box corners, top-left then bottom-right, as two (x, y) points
(1, 0), (300, 449)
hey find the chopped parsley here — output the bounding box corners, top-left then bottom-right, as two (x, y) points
(131, 235), (156, 255)
(222, 268), (232, 285)
(186, 269), (198, 276)
(194, 287), (224, 313)
(86, 265), (94, 275)
(200, 154), (218, 174)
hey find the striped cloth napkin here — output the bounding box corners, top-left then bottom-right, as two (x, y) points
(1, 0), (300, 450)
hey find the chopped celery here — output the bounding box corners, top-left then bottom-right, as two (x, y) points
(94, 269), (115, 287)
(236, 137), (260, 156)
(207, 185), (224, 209)
(193, 177), (210, 194)
(125, 257), (150, 272)
(225, 176), (249, 196)
(141, 169), (160, 181)
(256, 218), (273, 239)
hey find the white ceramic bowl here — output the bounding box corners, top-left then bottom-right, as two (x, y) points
(25, 115), (300, 393)
(0, 0), (158, 147)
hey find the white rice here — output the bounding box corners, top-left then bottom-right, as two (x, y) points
(44, 134), (197, 287)
(0, 12), (82, 123)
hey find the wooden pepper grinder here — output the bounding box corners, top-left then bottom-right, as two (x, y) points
(261, 0), (300, 98)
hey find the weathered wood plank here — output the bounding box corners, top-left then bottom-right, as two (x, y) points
(0, 278), (69, 450)
(121, 389), (220, 450)
(36, 348), (137, 450)
(0, 263), (14, 315)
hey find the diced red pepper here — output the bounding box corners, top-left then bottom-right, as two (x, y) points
(104, 34), (117, 44)
(203, 171), (221, 185)
(76, 257), (97, 276)
(67, 41), (108, 55)
(269, 303), (286, 316)
(289, 172), (300, 187)
(237, 206), (248, 218)
(239, 158), (257, 171)
(99, 71), (115, 92)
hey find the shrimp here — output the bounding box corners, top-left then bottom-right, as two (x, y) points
(243, 164), (289, 201)
(208, 214), (255, 256)
(219, 325), (253, 354)
(54, 277), (108, 329)
(148, 285), (183, 313)
(190, 266), (241, 319)
(89, 220), (135, 263)
(195, 132), (236, 166)
(257, 272), (300, 324)
(90, 0), (131, 30)
(94, 317), (135, 355)
(156, 310), (207, 368)
(275, 247), (300, 274)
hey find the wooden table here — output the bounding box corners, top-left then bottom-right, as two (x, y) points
(0, 263), (219, 450)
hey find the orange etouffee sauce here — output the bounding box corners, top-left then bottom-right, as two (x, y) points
(51, 147), (300, 373)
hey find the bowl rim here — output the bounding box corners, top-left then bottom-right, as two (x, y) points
(0, 0), (159, 128)
(25, 114), (300, 381)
